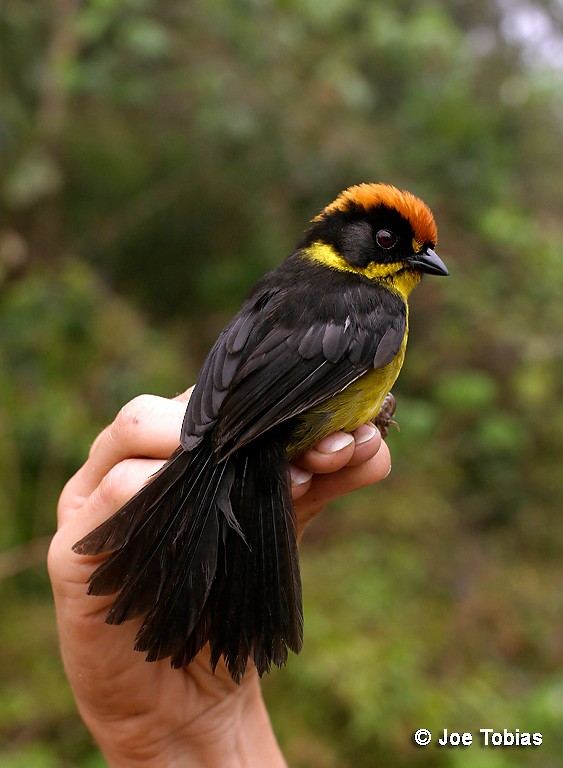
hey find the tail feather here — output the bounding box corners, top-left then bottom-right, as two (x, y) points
(207, 440), (303, 681)
(73, 434), (303, 681)
(75, 447), (216, 623)
(74, 447), (189, 557)
(134, 460), (230, 661)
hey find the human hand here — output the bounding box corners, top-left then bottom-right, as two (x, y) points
(48, 389), (391, 767)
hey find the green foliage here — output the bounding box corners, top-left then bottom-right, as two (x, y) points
(0, 259), (188, 549)
(2, 0), (563, 764)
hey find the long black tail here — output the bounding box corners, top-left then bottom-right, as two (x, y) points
(73, 435), (303, 682)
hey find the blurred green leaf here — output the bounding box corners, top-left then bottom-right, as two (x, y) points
(3, 147), (63, 209)
(435, 370), (499, 413)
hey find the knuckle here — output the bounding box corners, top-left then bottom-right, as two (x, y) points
(173, 385), (194, 404)
(96, 459), (140, 507)
(47, 534), (63, 581)
(88, 394), (165, 460)
(114, 394), (156, 434)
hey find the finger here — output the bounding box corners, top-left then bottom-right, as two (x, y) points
(65, 395), (187, 502)
(346, 423), (382, 468)
(294, 422), (382, 475)
(289, 430), (356, 501)
(290, 423), (382, 501)
(58, 457), (165, 531)
(290, 465), (314, 501)
(173, 385), (194, 404)
(293, 431), (355, 476)
(315, 439), (391, 499)
(295, 440), (391, 531)
(307, 439), (391, 509)
(51, 457), (165, 608)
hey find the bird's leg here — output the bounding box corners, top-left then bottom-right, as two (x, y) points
(373, 392), (398, 440)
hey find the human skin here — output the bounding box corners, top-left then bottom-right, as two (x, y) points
(48, 388), (391, 767)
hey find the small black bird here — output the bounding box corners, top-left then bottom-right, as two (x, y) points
(74, 183), (448, 682)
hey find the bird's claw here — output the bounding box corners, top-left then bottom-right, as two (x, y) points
(373, 392), (399, 440)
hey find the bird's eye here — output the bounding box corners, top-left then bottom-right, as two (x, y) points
(376, 229), (398, 249)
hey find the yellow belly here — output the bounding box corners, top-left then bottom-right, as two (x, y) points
(286, 341), (406, 459)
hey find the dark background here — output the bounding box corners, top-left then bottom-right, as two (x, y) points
(2, 1), (563, 765)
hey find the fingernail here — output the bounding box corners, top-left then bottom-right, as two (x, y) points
(353, 423), (377, 445)
(315, 432), (354, 454)
(290, 466), (313, 486)
(385, 463), (392, 478)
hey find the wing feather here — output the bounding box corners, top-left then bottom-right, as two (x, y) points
(322, 322), (350, 363)
(181, 269), (407, 458)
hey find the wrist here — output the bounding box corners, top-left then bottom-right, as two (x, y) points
(85, 674), (286, 768)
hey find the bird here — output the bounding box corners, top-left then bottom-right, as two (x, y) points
(73, 182), (448, 682)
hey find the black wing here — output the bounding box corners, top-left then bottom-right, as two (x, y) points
(181, 258), (406, 457)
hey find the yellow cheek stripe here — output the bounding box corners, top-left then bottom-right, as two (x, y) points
(303, 241), (422, 300)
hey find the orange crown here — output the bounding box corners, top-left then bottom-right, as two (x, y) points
(315, 183), (438, 246)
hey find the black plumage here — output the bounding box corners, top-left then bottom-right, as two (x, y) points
(73, 183), (446, 682)
(74, 257), (405, 682)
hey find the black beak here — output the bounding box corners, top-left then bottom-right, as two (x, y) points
(409, 247), (449, 276)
